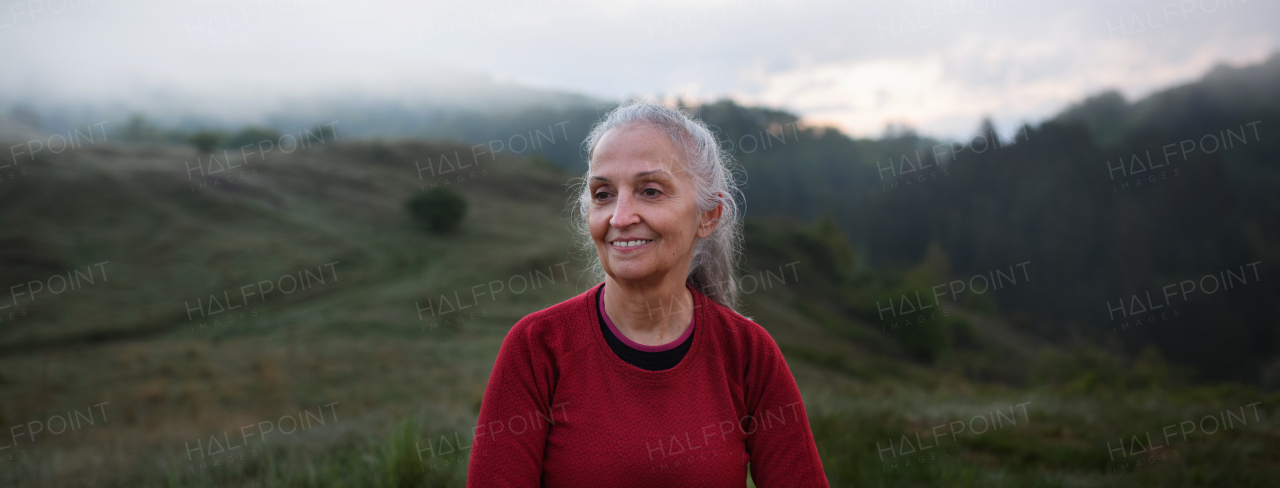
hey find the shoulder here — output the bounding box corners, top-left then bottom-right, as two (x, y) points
(697, 292), (785, 362)
(702, 298), (765, 338)
(501, 284), (597, 356)
(697, 293), (802, 413)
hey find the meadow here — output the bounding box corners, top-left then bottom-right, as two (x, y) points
(0, 136), (1275, 487)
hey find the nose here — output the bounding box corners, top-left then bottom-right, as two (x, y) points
(609, 190), (641, 229)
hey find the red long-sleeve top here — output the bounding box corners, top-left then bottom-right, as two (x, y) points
(466, 282), (830, 487)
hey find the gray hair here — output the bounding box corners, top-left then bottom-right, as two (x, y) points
(570, 100), (744, 310)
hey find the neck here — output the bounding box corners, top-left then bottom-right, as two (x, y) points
(602, 272), (694, 347)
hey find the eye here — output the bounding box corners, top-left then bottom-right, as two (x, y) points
(593, 190), (612, 201)
(642, 188), (661, 197)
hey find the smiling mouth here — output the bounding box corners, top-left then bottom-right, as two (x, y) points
(610, 239), (653, 249)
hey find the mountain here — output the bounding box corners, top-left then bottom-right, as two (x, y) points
(2, 72), (611, 150)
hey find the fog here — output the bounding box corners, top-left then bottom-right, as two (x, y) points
(2, 0), (1277, 137)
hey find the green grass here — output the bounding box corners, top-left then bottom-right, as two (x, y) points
(0, 140), (1276, 486)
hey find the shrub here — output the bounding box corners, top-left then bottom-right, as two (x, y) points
(406, 187), (468, 233)
(187, 131), (225, 154)
(223, 126), (282, 150)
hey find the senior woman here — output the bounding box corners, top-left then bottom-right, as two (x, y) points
(466, 101), (829, 487)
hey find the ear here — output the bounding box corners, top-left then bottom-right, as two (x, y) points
(696, 193), (723, 239)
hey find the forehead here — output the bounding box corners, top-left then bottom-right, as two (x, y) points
(589, 124), (687, 178)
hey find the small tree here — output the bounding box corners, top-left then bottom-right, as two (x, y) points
(406, 187), (468, 233)
(188, 131), (224, 154)
(123, 114), (157, 141)
(224, 127), (281, 150)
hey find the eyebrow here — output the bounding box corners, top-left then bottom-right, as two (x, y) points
(590, 169), (672, 182)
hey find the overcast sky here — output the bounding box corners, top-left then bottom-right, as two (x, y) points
(1, 0), (1277, 138)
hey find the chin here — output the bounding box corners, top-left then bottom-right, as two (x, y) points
(603, 260), (660, 282)
(605, 265), (649, 282)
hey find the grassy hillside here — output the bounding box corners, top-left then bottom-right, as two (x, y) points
(0, 138), (1276, 487)
(86, 55), (1280, 385)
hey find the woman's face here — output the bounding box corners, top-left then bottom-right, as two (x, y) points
(588, 124), (720, 287)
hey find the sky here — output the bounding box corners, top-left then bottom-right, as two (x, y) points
(1, 0), (1277, 139)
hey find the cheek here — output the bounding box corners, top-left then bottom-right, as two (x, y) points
(679, 205), (702, 235)
(647, 206), (686, 241)
(588, 210), (608, 240)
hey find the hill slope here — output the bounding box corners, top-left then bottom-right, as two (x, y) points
(0, 136), (1275, 487)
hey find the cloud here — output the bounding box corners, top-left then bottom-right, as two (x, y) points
(0, 0), (1276, 137)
